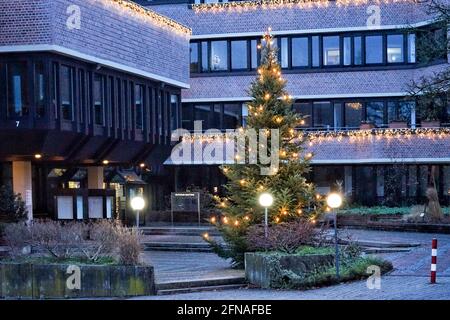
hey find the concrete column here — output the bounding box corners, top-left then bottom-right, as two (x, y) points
(12, 161), (33, 221)
(87, 167), (104, 189)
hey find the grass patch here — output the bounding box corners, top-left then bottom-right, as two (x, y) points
(294, 246), (334, 256)
(293, 256), (393, 289)
(0, 255), (117, 266)
(339, 206), (450, 216)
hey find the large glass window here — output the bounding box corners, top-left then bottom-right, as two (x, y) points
(7, 62), (29, 117)
(313, 102), (333, 128)
(212, 104), (222, 129)
(223, 103), (241, 129)
(93, 74), (105, 126)
(323, 36), (340, 66)
(312, 36), (320, 67)
(182, 104), (193, 131)
(34, 62), (46, 118)
(388, 101), (413, 122)
(345, 102), (362, 128)
(190, 43), (199, 73)
(365, 35), (383, 64)
(366, 101), (385, 126)
(231, 40), (248, 70)
(210, 41), (228, 71)
(292, 37), (309, 67)
(79, 70), (86, 124)
(60, 65), (74, 121)
(387, 34), (404, 63)
(354, 36), (362, 65)
(135, 84), (144, 130)
(343, 37), (352, 66)
(280, 37), (289, 68)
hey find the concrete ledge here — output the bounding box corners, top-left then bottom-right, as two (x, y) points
(245, 252), (334, 289)
(0, 263), (156, 299)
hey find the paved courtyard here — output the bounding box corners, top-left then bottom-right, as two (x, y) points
(139, 229), (450, 300)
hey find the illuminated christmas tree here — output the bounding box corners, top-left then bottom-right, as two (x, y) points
(206, 29), (325, 266)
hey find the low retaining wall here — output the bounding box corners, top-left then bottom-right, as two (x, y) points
(0, 263), (156, 299)
(336, 214), (450, 234)
(245, 252), (334, 289)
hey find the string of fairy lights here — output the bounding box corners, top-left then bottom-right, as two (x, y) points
(99, 0), (191, 35)
(182, 127), (450, 144)
(192, 0), (416, 13)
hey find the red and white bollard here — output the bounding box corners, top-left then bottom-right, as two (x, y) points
(431, 238), (438, 284)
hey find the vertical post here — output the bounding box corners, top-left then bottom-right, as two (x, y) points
(87, 167), (104, 189)
(264, 207), (268, 239)
(136, 210), (140, 232)
(198, 192), (201, 227)
(431, 238), (438, 284)
(334, 212), (340, 281)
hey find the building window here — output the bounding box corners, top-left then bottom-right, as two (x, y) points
(93, 74), (105, 126)
(212, 103), (221, 128)
(170, 94), (179, 132)
(182, 104), (193, 131)
(223, 103), (241, 129)
(79, 70), (86, 124)
(210, 41), (228, 71)
(251, 40), (259, 69)
(201, 42), (208, 72)
(354, 36), (362, 65)
(388, 101), (414, 123)
(323, 36), (340, 66)
(293, 103), (312, 127)
(313, 102), (333, 128)
(231, 40), (248, 70)
(365, 35), (383, 64)
(408, 33), (416, 63)
(292, 37), (309, 67)
(312, 36), (320, 67)
(60, 65), (74, 121)
(366, 101), (385, 126)
(242, 104), (249, 127)
(280, 37), (289, 69)
(190, 43), (199, 73)
(194, 104), (211, 130)
(7, 62), (29, 117)
(387, 34), (404, 63)
(343, 37), (352, 66)
(345, 102), (362, 128)
(135, 84), (144, 130)
(34, 62), (46, 118)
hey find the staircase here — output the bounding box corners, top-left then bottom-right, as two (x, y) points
(141, 226), (223, 252)
(156, 276), (247, 295)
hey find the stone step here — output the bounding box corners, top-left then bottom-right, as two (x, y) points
(340, 239), (420, 248)
(157, 283), (246, 296)
(141, 227), (221, 237)
(156, 276), (246, 295)
(143, 242), (216, 252)
(363, 247), (412, 254)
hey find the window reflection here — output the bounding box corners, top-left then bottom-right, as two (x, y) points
(354, 36), (362, 65)
(61, 65), (74, 121)
(293, 103), (312, 127)
(135, 85), (144, 130)
(35, 62), (46, 118)
(231, 40), (248, 70)
(313, 102), (333, 128)
(365, 35), (383, 64)
(323, 36), (340, 66)
(8, 62), (29, 117)
(387, 34), (404, 63)
(280, 37), (289, 68)
(223, 103), (241, 129)
(210, 41), (228, 71)
(312, 36), (320, 67)
(343, 37), (351, 66)
(93, 74), (105, 126)
(292, 37), (309, 67)
(190, 43), (199, 73)
(345, 102), (362, 128)
(366, 101), (384, 126)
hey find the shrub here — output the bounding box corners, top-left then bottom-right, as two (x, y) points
(0, 185), (27, 222)
(2, 220), (142, 265)
(246, 220), (317, 254)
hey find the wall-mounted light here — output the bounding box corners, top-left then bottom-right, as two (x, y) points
(34, 154), (42, 160)
(102, 160), (110, 165)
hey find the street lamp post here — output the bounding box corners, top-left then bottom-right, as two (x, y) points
(326, 193), (343, 281)
(258, 193), (274, 239)
(130, 196), (145, 232)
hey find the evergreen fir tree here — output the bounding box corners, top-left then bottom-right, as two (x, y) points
(206, 29), (325, 267)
